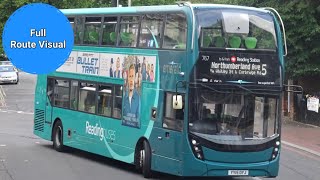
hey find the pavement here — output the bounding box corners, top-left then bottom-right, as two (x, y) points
(281, 116), (320, 157)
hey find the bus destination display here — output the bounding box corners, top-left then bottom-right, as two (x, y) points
(195, 52), (281, 86)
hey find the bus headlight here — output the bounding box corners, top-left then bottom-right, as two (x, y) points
(189, 137), (204, 160)
(197, 153), (202, 159)
(271, 139), (280, 161)
(192, 139), (197, 145)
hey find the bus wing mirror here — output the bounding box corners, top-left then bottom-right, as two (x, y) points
(173, 95), (183, 110)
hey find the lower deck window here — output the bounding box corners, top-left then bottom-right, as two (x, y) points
(79, 83), (96, 113)
(98, 85), (113, 117)
(163, 92), (184, 131)
(53, 80), (70, 108)
(46, 77), (123, 119)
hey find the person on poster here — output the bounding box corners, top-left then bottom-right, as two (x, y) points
(122, 60), (127, 81)
(135, 56), (139, 74)
(110, 58), (114, 77)
(146, 64), (151, 81)
(142, 57), (147, 81)
(150, 63), (154, 82)
(123, 64), (140, 127)
(135, 63), (142, 89)
(114, 57), (122, 78)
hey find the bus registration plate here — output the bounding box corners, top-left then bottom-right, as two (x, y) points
(228, 170), (249, 176)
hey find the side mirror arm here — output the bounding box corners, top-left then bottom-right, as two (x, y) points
(175, 80), (186, 98)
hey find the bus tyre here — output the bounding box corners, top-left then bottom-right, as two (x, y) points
(53, 121), (65, 152)
(140, 141), (152, 178)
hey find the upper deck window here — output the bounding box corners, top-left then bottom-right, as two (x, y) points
(118, 16), (140, 47)
(139, 14), (164, 48)
(196, 9), (277, 51)
(83, 17), (102, 45)
(74, 16), (85, 45)
(163, 14), (187, 50)
(102, 16), (118, 46)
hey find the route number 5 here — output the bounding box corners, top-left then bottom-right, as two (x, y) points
(262, 64), (267, 75)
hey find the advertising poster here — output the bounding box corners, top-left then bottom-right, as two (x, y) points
(57, 51), (157, 128)
(56, 51), (77, 73)
(307, 97), (319, 113)
(121, 55), (156, 128)
(100, 53), (125, 78)
(76, 52), (100, 75)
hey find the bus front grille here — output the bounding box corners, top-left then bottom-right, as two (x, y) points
(34, 109), (45, 132)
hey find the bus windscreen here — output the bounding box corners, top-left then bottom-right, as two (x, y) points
(196, 8), (277, 50)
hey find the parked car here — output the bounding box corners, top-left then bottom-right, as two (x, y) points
(0, 61), (12, 65)
(0, 64), (19, 84)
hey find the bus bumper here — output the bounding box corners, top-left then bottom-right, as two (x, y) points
(206, 156), (280, 177)
(182, 153), (280, 177)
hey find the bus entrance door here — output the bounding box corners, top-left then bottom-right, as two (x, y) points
(151, 92), (183, 176)
(152, 127), (183, 175)
(45, 96), (53, 124)
(45, 78), (54, 125)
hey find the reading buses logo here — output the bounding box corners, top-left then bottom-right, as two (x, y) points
(85, 121), (116, 141)
(231, 56), (237, 63)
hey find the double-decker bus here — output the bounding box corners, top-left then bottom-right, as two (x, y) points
(34, 2), (289, 178)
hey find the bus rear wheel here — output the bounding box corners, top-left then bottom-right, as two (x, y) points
(139, 141), (152, 178)
(53, 121), (65, 152)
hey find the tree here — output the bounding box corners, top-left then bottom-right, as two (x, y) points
(132, 0), (174, 6)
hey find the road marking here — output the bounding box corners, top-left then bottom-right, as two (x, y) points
(283, 144), (320, 162)
(252, 177), (262, 180)
(0, 85), (6, 107)
(282, 140), (320, 157)
(0, 109), (34, 115)
(0, 144), (6, 147)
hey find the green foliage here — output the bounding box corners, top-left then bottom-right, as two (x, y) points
(132, 0), (175, 6)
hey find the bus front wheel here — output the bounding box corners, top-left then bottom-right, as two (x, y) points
(53, 120), (65, 152)
(139, 141), (152, 178)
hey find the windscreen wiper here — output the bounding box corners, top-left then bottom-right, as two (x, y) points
(191, 82), (281, 96)
(197, 83), (252, 96)
(244, 137), (266, 140)
(214, 83), (282, 96)
(198, 83), (227, 94)
(234, 84), (254, 94)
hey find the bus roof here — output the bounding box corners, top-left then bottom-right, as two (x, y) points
(60, 3), (270, 16)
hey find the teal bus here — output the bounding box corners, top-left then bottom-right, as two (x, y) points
(34, 2), (288, 178)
